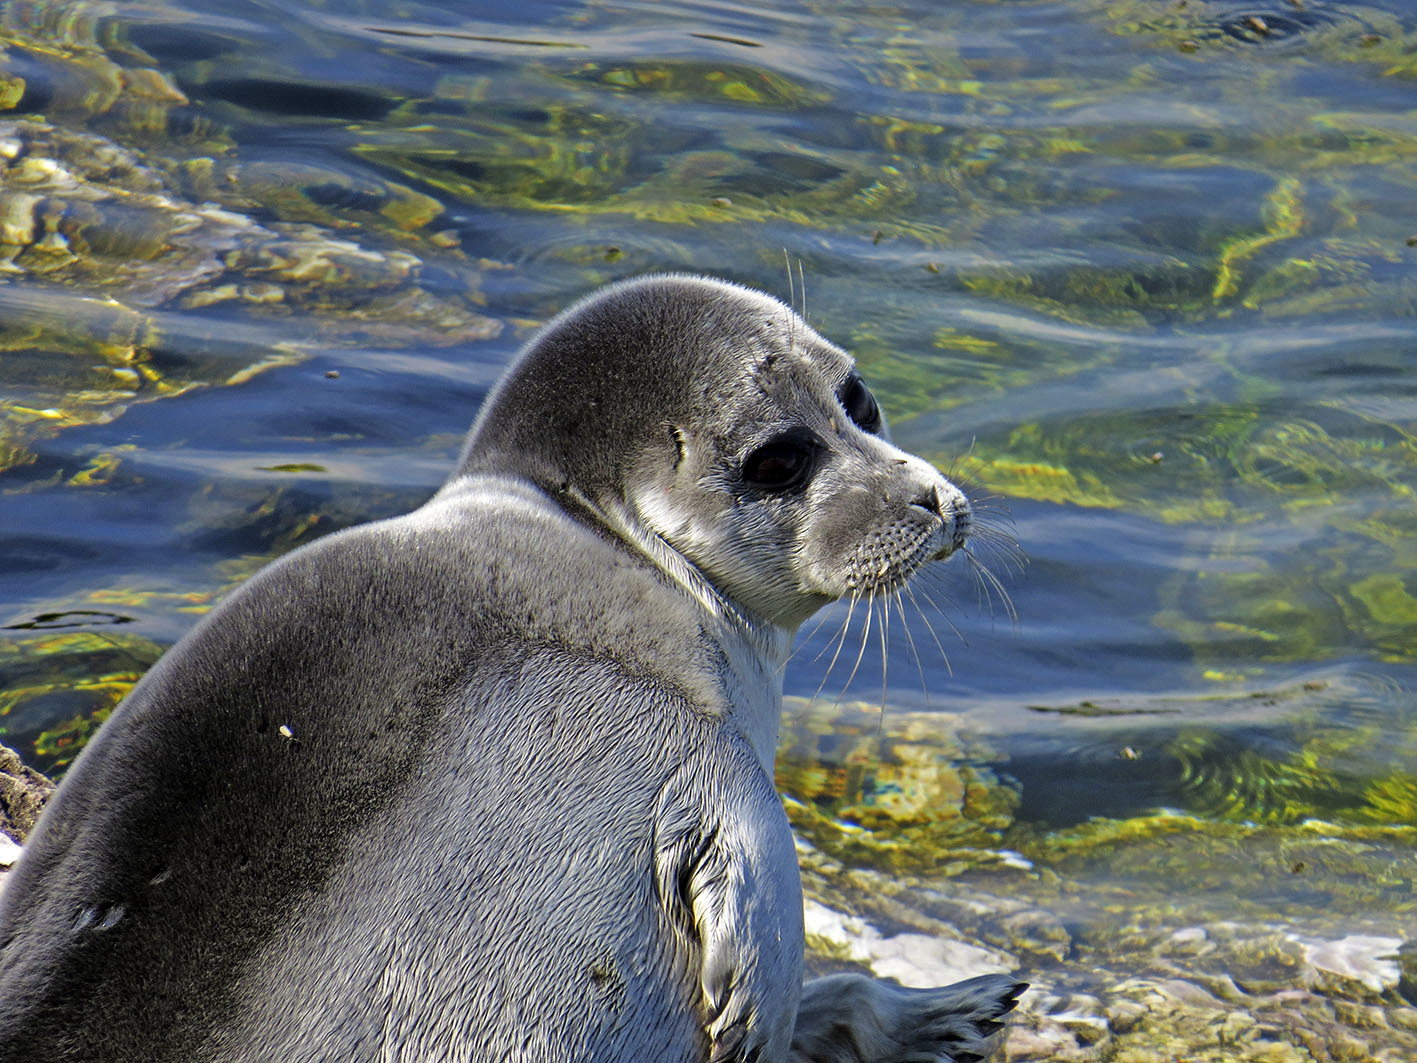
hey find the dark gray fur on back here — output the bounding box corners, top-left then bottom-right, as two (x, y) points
(0, 275), (1022, 1061)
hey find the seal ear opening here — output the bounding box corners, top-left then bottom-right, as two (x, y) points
(838, 373), (882, 435)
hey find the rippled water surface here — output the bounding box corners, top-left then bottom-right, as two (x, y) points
(2, 0), (1416, 1051)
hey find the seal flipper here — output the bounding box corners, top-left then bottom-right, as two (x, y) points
(790, 973), (1026, 1063)
(653, 735), (805, 1063)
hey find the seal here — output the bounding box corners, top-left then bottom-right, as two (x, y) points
(0, 275), (1023, 1062)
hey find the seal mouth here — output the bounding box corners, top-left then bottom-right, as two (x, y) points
(843, 520), (952, 597)
(839, 481), (973, 597)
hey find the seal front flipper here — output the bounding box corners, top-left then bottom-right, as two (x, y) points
(790, 973), (1027, 1063)
(653, 736), (804, 1063)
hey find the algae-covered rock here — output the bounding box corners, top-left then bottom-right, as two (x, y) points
(775, 696), (1020, 873)
(794, 789), (1416, 1060)
(772, 681), (1415, 1058)
(0, 116), (499, 477)
(795, 803), (1417, 1060)
(0, 118), (497, 324)
(0, 741), (53, 845)
(0, 4), (198, 139)
(0, 625), (166, 775)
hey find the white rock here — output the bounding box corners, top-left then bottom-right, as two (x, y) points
(1293, 933), (1403, 995)
(803, 898), (1014, 987)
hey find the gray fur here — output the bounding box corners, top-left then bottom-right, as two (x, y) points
(0, 275), (1020, 1061)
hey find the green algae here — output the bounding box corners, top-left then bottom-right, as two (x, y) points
(1212, 176), (1305, 302)
(775, 697), (1020, 874)
(0, 627), (165, 774)
(1351, 574), (1417, 628)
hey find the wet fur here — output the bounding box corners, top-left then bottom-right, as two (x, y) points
(0, 276), (1020, 1061)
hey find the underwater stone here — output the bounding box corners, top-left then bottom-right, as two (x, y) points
(802, 897), (1015, 988)
(1294, 933), (1404, 999)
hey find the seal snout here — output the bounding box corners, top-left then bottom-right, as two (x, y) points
(913, 480), (972, 559)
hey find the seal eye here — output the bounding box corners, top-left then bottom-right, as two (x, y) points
(742, 437), (813, 491)
(839, 374), (881, 433)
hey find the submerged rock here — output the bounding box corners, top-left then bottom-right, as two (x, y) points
(776, 696), (1021, 873)
(0, 116), (500, 478)
(0, 743), (52, 901)
(779, 695), (1417, 1060)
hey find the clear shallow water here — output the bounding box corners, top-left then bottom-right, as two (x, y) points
(2, 0), (1416, 1036)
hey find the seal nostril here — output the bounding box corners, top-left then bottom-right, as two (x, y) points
(911, 488), (941, 515)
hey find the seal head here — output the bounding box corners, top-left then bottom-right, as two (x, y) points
(455, 274), (970, 631)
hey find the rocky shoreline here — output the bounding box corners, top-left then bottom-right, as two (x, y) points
(0, 743), (52, 903)
(798, 837), (1416, 1062)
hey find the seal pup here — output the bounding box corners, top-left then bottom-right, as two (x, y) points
(0, 274), (1024, 1062)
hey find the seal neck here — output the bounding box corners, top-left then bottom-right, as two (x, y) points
(569, 487), (791, 666)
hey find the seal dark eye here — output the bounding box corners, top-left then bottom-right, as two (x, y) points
(742, 437), (813, 491)
(839, 374), (881, 433)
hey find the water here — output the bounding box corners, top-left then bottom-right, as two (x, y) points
(2, 0), (1416, 1052)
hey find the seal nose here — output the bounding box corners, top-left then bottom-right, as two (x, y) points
(912, 483), (972, 553)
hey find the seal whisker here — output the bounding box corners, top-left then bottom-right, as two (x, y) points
(782, 605), (836, 673)
(814, 593), (860, 699)
(903, 583), (954, 678)
(970, 522), (1026, 561)
(964, 505), (1023, 557)
(811, 592), (857, 666)
(876, 591), (890, 731)
(893, 587), (932, 704)
(782, 249), (803, 358)
(909, 575), (970, 648)
(958, 481), (1008, 504)
(783, 248), (796, 322)
(976, 548), (1022, 616)
(974, 545), (1029, 586)
(799, 599), (838, 653)
(968, 498), (1016, 520)
(796, 259), (808, 326)
(966, 511), (1023, 551)
(836, 591), (876, 703)
(962, 547), (1018, 625)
